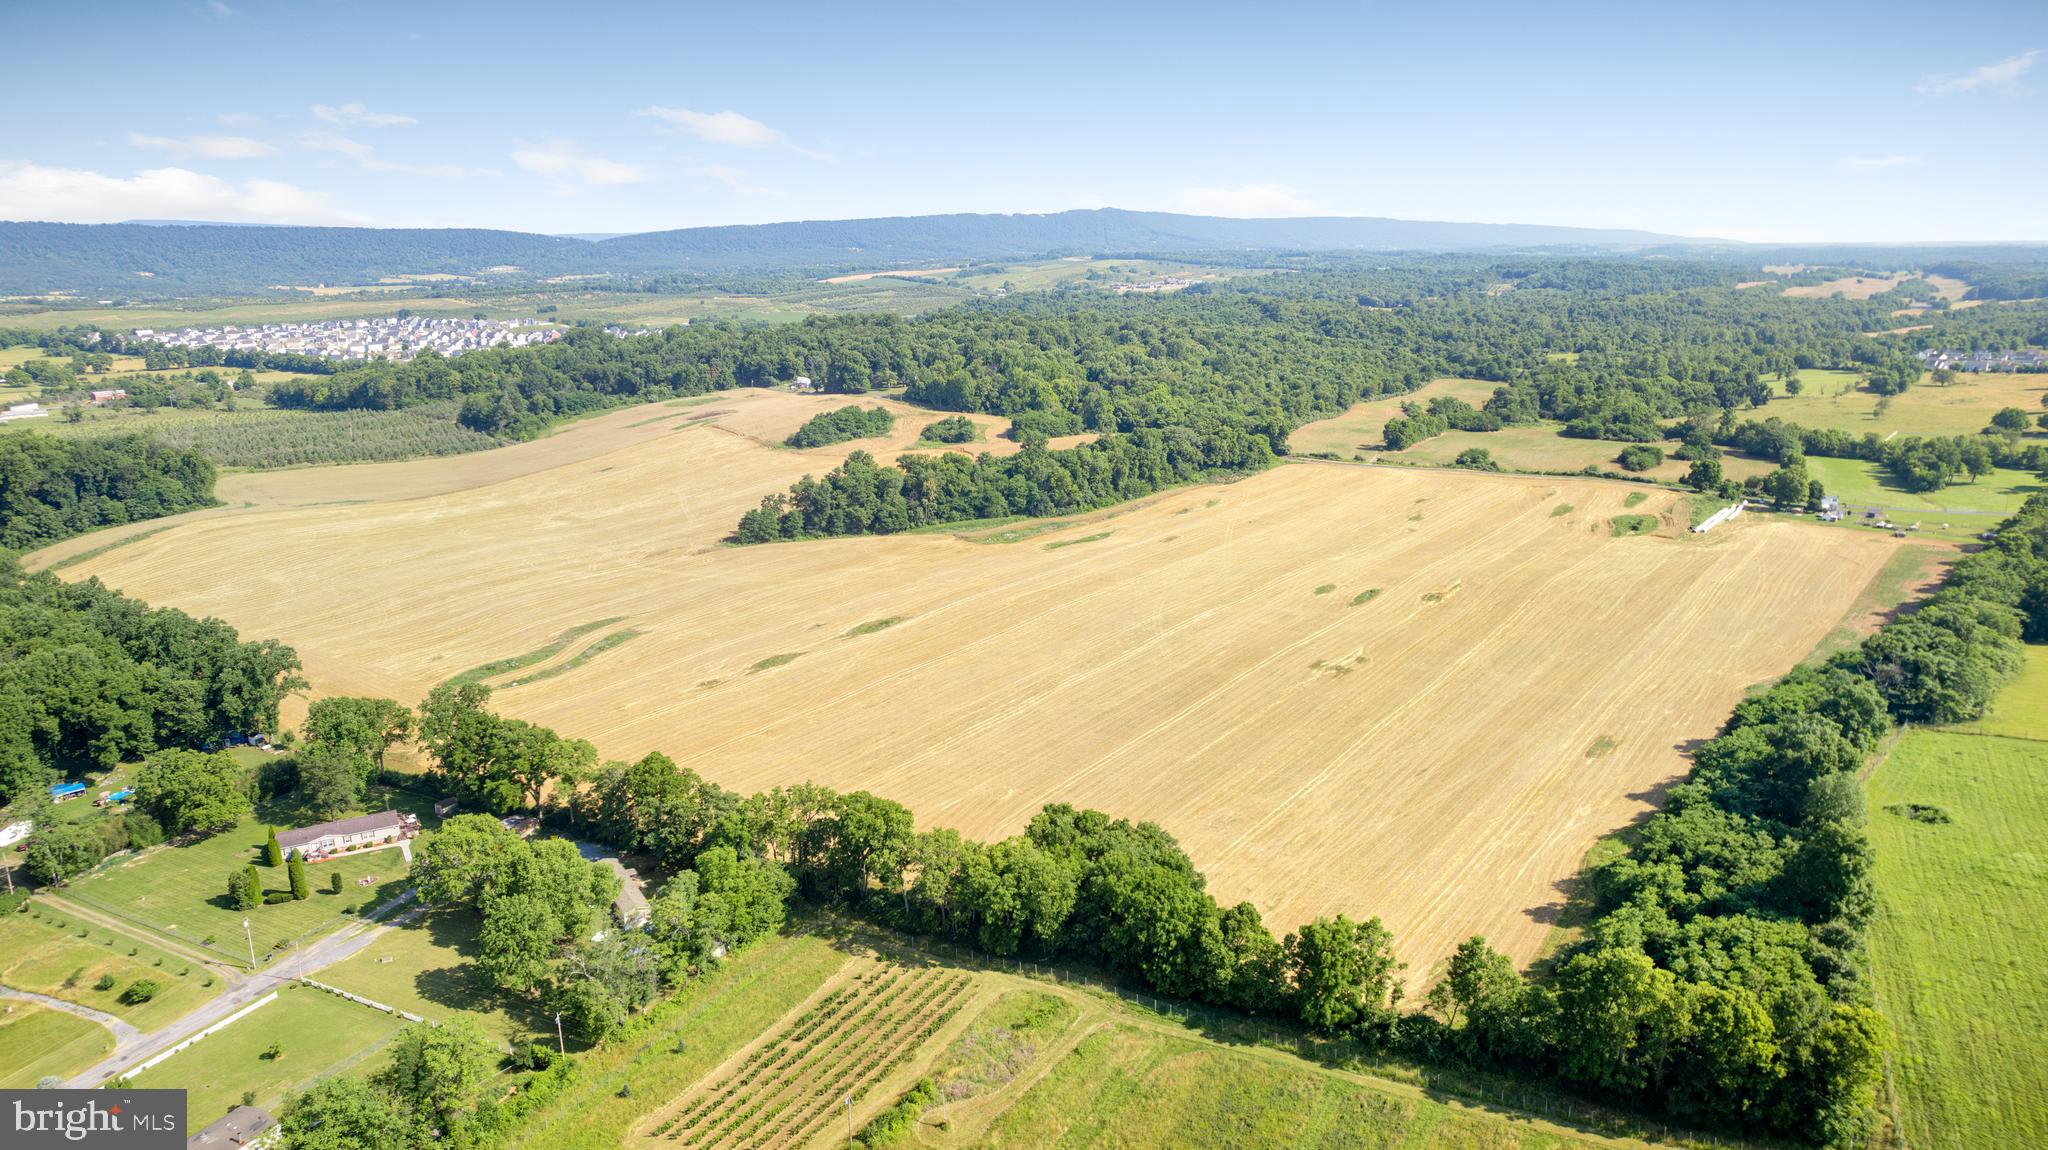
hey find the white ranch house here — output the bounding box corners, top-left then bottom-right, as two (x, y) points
(277, 810), (417, 858)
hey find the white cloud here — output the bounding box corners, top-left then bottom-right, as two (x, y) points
(301, 131), (497, 177)
(127, 132), (279, 159)
(640, 106), (824, 158)
(1914, 48), (2040, 96)
(511, 139), (648, 188)
(202, 1), (234, 16)
(1171, 182), (1322, 217)
(0, 161), (365, 225)
(311, 102), (417, 128)
(214, 112), (263, 127)
(698, 163), (782, 198)
(1841, 154), (1923, 170)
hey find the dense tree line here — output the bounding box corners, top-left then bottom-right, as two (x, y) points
(0, 431), (217, 550)
(735, 428), (1273, 542)
(0, 557), (303, 809)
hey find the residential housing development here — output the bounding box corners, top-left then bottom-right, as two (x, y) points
(1916, 347), (2048, 373)
(134, 316), (563, 362)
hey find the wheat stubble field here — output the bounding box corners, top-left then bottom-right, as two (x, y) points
(39, 391), (1901, 977)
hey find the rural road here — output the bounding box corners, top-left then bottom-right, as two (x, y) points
(61, 890), (418, 1087)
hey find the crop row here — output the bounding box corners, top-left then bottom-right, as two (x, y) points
(659, 966), (972, 1149)
(683, 970), (953, 1147)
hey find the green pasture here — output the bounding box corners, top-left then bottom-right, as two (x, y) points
(1764, 370), (2048, 439)
(1868, 721), (2048, 1150)
(983, 1022), (1609, 1149)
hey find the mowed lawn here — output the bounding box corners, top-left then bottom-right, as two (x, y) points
(129, 983), (403, 1124)
(1868, 726), (2048, 1149)
(321, 911), (551, 1047)
(0, 909), (219, 1030)
(50, 816), (410, 966)
(0, 1003), (116, 1087)
(1804, 456), (2044, 524)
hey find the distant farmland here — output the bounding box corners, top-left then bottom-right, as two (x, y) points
(43, 391), (1904, 977)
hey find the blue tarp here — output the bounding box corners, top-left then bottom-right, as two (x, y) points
(50, 782), (86, 798)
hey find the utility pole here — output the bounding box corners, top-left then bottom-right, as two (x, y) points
(554, 1012), (565, 1055)
(243, 918), (255, 970)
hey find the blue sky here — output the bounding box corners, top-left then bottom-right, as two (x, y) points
(2, 0), (2043, 241)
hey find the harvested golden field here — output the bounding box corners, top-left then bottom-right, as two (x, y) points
(1783, 273), (1908, 299)
(42, 393), (1902, 979)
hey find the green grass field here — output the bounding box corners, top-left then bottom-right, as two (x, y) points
(128, 982), (404, 1123)
(1868, 723), (2048, 1149)
(1953, 645), (2048, 742)
(981, 1023), (1611, 1149)
(50, 815), (410, 966)
(0, 910), (220, 1030)
(1803, 456), (2044, 530)
(321, 911), (552, 1047)
(0, 1003), (115, 1088)
(1763, 370), (2048, 438)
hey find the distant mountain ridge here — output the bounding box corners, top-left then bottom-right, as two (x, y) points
(0, 207), (1705, 298)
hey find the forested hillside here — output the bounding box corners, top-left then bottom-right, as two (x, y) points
(0, 210), (1693, 297)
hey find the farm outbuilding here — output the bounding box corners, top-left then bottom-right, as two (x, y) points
(433, 797), (460, 818)
(49, 781), (86, 803)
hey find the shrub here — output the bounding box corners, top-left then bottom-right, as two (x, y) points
(119, 979), (161, 1004)
(919, 415), (978, 444)
(262, 891), (293, 905)
(1617, 444), (1664, 471)
(329, 871), (344, 895)
(94, 973), (118, 991)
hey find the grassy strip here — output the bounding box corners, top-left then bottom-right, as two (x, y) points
(750, 652), (804, 673)
(1608, 514), (1658, 537)
(1622, 491), (1648, 508)
(438, 617), (627, 688)
(1348, 588), (1381, 607)
(1550, 504), (1574, 517)
(44, 524), (182, 572)
(845, 617), (903, 638)
(1044, 531), (1112, 551)
(503, 629), (645, 689)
